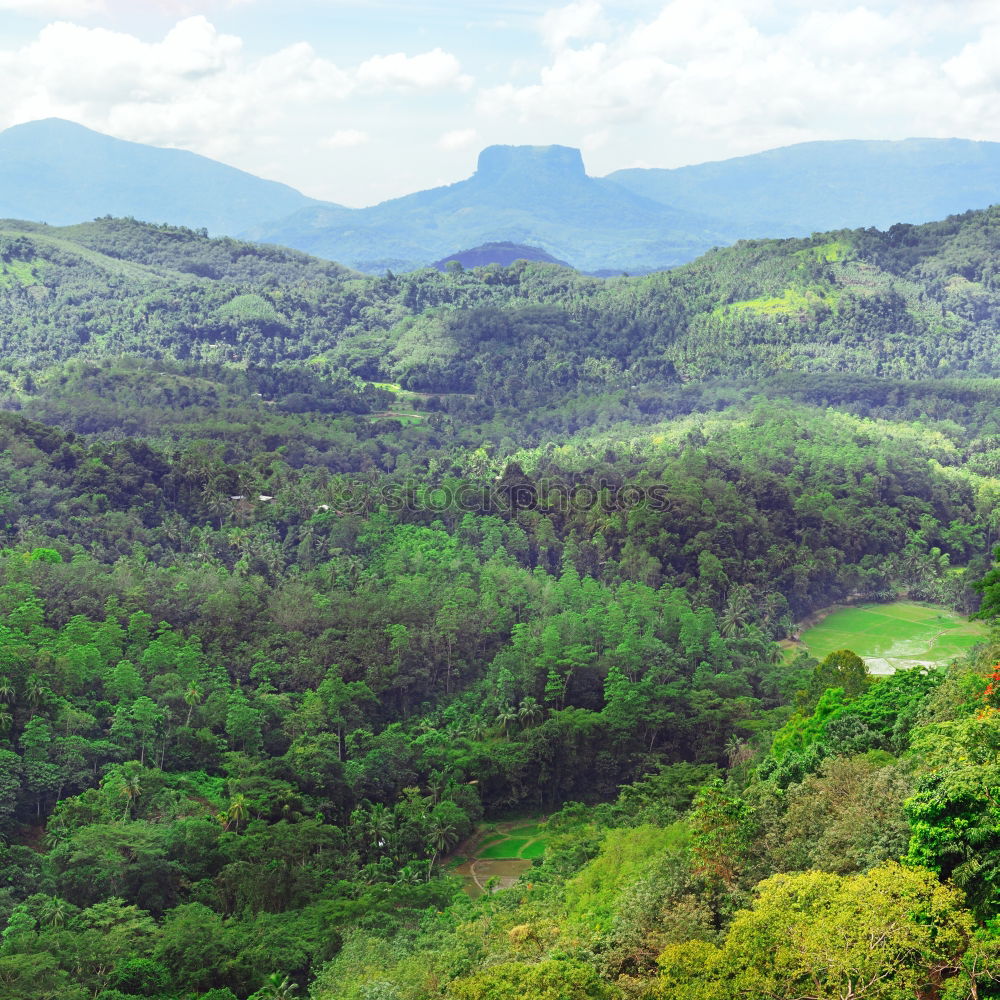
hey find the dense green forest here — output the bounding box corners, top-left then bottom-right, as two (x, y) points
(0, 208), (999, 998)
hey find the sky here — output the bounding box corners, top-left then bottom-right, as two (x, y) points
(1, 0), (1000, 206)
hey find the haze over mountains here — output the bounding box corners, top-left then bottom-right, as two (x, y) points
(607, 138), (1000, 235)
(3, 118), (1000, 274)
(0, 118), (325, 236)
(246, 144), (732, 274)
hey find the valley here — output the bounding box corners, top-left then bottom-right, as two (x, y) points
(0, 203), (996, 999)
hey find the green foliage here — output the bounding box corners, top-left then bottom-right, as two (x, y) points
(657, 863), (990, 1000)
(446, 959), (611, 1000)
(0, 207), (997, 1000)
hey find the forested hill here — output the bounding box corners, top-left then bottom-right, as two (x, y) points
(1, 195), (1000, 999)
(1, 207), (1000, 389)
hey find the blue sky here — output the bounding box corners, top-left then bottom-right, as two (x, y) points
(1, 0), (999, 206)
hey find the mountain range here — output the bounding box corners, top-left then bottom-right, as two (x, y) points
(0, 118), (323, 236)
(3, 118), (1000, 273)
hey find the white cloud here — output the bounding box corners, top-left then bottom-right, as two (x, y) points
(540, 0), (604, 49)
(356, 48), (473, 92)
(479, 0), (1000, 167)
(323, 129), (370, 148)
(438, 127), (478, 150)
(943, 24), (1000, 92)
(0, 17), (471, 178)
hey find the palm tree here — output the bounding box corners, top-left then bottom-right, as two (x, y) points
(725, 735), (753, 769)
(258, 972), (298, 999)
(0, 709), (12, 733)
(25, 675), (46, 711)
(119, 772), (142, 820)
(426, 815), (458, 880)
(0, 676), (14, 702)
(42, 819), (68, 851)
(365, 803), (394, 856)
(518, 696), (543, 729)
(497, 704), (517, 739)
(41, 897), (70, 928)
(183, 682), (202, 726)
(200, 485), (230, 530)
(395, 864), (423, 885)
(720, 585), (753, 637)
(227, 793), (249, 833)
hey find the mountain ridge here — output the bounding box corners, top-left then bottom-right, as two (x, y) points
(4, 119), (1000, 274)
(0, 118), (333, 236)
(608, 137), (1000, 234)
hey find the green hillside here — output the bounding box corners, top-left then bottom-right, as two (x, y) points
(0, 205), (999, 1000)
(2, 207), (1000, 387)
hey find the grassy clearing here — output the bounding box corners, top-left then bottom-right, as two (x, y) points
(798, 240), (851, 263)
(0, 228), (159, 281)
(520, 840), (548, 860)
(0, 259), (39, 287)
(452, 816), (550, 897)
(797, 600), (987, 674)
(721, 287), (839, 316)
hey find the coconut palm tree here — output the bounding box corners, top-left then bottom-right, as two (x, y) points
(365, 803), (394, 856)
(257, 972), (298, 999)
(227, 793), (249, 833)
(426, 814), (458, 880)
(720, 584), (753, 637)
(497, 704), (517, 738)
(41, 897), (70, 928)
(518, 696), (543, 729)
(183, 682), (202, 726)
(42, 819), (68, 851)
(395, 864), (423, 885)
(119, 772), (142, 820)
(200, 485), (230, 530)
(725, 735), (754, 769)
(25, 675), (46, 711)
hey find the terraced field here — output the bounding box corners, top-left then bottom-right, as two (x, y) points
(452, 818), (550, 897)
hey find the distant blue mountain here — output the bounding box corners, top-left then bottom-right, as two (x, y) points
(246, 144), (733, 274)
(3, 120), (1000, 274)
(0, 118), (329, 234)
(606, 138), (1000, 235)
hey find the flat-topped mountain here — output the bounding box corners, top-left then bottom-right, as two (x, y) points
(247, 143), (732, 273)
(4, 120), (1000, 274)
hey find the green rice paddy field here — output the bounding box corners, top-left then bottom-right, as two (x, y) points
(451, 818), (550, 897)
(476, 823), (550, 860)
(795, 600), (987, 674)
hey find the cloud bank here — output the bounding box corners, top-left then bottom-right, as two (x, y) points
(3, 2), (1000, 204)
